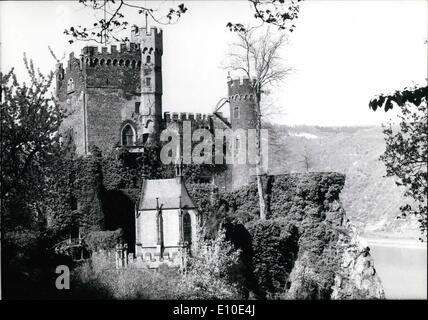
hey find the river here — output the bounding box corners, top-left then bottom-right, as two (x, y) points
(365, 238), (427, 299)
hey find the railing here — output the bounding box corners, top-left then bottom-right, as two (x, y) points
(52, 238), (86, 261)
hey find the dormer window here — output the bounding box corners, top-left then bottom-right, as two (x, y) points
(67, 78), (75, 93)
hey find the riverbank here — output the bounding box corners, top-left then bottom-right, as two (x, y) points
(362, 237), (427, 299)
(362, 237), (427, 250)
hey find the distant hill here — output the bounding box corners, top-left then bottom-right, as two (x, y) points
(267, 124), (420, 239)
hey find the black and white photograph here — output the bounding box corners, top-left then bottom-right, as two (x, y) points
(0, 0), (426, 305)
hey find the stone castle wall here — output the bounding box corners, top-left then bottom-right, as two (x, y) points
(56, 28), (259, 191)
(85, 88), (142, 153)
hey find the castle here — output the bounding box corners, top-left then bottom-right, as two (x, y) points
(55, 26), (260, 191)
(55, 26), (264, 267)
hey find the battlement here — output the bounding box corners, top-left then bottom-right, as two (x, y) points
(228, 76), (256, 87)
(228, 76), (257, 97)
(131, 26), (163, 38)
(81, 43), (142, 56)
(163, 111), (213, 123)
(131, 26), (163, 52)
(60, 24), (163, 74)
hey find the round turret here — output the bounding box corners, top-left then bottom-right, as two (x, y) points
(227, 77), (258, 130)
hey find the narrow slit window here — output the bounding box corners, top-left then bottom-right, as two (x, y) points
(233, 106), (240, 119)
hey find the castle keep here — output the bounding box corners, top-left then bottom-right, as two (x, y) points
(56, 26), (261, 190)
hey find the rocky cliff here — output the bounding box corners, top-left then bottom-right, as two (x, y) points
(331, 222), (385, 299)
(190, 172), (385, 299)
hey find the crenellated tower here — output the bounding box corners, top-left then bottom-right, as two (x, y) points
(227, 76), (258, 189)
(131, 26), (163, 143)
(55, 26), (165, 156)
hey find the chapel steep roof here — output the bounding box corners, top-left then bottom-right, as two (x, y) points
(138, 177), (196, 211)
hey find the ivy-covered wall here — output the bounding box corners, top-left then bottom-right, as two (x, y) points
(187, 172), (351, 299)
(47, 152), (382, 299)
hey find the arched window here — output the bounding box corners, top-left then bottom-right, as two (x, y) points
(121, 124), (135, 146)
(235, 137), (241, 156)
(183, 212), (192, 245)
(119, 59), (124, 66)
(142, 133), (149, 144)
(146, 55), (151, 64)
(125, 60), (130, 67)
(131, 60), (136, 68)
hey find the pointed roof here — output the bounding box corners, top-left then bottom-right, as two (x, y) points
(138, 177), (196, 210)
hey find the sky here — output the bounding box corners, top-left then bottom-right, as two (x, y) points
(1, 0), (427, 126)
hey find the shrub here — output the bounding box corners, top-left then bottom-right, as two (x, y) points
(178, 228), (242, 299)
(246, 218), (299, 298)
(84, 229), (124, 252)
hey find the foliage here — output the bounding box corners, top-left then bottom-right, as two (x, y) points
(369, 85), (427, 112)
(65, 0), (303, 44)
(246, 218), (299, 297)
(191, 173), (347, 299)
(136, 141), (174, 180)
(227, 0), (303, 32)
(45, 152), (105, 235)
(2, 227), (74, 299)
(102, 147), (140, 189)
(71, 259), (180, 299)
(178, 229), (242, 299)
(283, 251), (336, 299)
(186, 183), (218, 229)
(65, 0), (187, 44)
(84, 229), (124, 252)
(1, 56), (63, 232)
(370, 85), (428, 239)
(69, 229), (242, 299)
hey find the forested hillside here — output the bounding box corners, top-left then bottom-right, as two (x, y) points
(268, 125), (420, 239)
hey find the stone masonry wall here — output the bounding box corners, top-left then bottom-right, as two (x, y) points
(86, 88), (141, 154)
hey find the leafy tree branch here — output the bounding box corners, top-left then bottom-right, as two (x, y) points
(370, 84), (428, 240)
(64, 0), (187, 44)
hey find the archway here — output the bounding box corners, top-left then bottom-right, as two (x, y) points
(121, 124), (135, 146)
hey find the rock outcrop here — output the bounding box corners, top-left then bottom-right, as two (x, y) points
(331, 222), (385, 299)
(191, 172), (386, 299)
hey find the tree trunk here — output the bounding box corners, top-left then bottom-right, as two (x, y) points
(256, 166), (266, 220)
(254, 87), (266, 220)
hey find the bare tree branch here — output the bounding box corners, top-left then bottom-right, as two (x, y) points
(223, 26), (291, 220)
